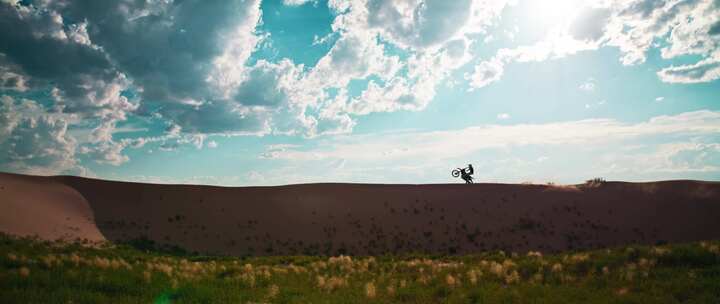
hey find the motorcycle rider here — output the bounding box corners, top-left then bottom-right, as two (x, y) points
(460, 164), (474, 184)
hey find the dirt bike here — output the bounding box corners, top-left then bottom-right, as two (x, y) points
(451, 167), (474, 183)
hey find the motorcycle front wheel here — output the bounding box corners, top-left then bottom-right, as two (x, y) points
(451, 169), (461, 178)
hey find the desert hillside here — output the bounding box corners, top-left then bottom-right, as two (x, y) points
(1, 172), (719, 255)
(0, 173), (104, 242)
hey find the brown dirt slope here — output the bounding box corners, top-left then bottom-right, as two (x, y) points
(2, 172), (719, 255)
(0, 173), (104, 242)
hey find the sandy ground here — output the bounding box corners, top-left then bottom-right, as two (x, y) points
(1, 172), (719, 255)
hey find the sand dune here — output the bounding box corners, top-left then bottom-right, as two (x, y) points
(0, 173), (104, 242)
(1, 172), (719, 255)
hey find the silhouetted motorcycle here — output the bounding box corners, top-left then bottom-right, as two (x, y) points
(451, 167), (474, 183)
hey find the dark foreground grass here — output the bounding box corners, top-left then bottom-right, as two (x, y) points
(1, 234), (719, 303)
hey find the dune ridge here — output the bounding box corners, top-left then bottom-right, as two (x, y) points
(1, 172), (719, 255)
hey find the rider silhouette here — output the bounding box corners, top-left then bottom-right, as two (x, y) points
(461, 164), (474, 184)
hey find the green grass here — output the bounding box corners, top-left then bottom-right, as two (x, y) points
(1, 234), (719, 303)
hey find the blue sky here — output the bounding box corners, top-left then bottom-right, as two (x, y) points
(1, 0), (719, 185)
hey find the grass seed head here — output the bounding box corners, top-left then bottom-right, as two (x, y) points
(551, 263), (563, 273)
(386, 284), (396, 296)
(365, 281), (376, 299)
(18, 266), (30, 277)
(504, 270), (520, 284)
(446, 274), (458, 287)
(268, 284), (279, 299)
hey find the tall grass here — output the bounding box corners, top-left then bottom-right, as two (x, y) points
(1, 234), (719, 303)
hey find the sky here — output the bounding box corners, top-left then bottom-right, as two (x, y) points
(0, 0), (719, 185)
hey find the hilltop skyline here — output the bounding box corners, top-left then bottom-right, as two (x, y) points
(1, 0), (719, 185)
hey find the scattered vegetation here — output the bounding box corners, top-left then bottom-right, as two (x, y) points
(1, 234), (719, 303)
(584, 177), (607, 188)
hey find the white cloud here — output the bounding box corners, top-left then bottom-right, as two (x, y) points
(3, 0), (718, 177)
(657, 56), (720, 84)
(585, 100), (607, 109)
(466, 58), (504, 89)
(467, 0), (720, 89)
(497, 113), (510, 119)
(330, 0), (487, 50)
(80, 141), (129, 166)
(655, 96), (665, 102)
(579, 78), (597, 91)
(569, 7), (611, 42)
(283, 0), (317, 6)
(254, 110), (720, 184)
(468, 27), (601, 89)
(0, 96), (81, 174)
(283, 0), (507, 134)
(0, 59), (28, 92)
(262, 110), (720, 162)
(604, 0), (720, 71)
(0, 0), (270, 167)
(0, 0), (512, 148)
(306, 31), (401, 91)
(602, 141), (720, 174)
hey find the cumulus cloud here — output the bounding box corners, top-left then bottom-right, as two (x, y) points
(0, 96), (80, 174)
(285, 0), (505, 133)
(2, 0), (717, 178)
(0, 56), (28, 92)
(158, 101), (270, 136)
(79, 141), (129, 166)
(0, 0), (275, 168)
(0, 71), (27, 92)
(0, 0), (509, 150)
(0, 2), (134, 118)
(468, 0), (720, 88)
(569, 7), (611, 42)
(0, 0), (264, 113)
(466, 59), (504, 89)
(606, 0), (720, 66)
(362, 0), (473, 49)
(329, 37), (470, 116)
(0, 0), (499, 173)
(306, 31), (401, 90)
(41, 0), (263, 104)
(329, 0), (509, 49)
(234, 60), (302, 107)
(657, 56), (720, 83)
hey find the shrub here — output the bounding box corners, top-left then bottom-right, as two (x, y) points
(584, 177), (606, 188)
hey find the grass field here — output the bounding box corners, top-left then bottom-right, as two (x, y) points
(1, 234), (719, 303)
